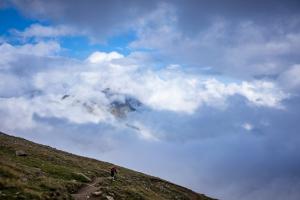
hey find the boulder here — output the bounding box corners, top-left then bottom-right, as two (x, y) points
(106, 195), (114, 200)
(92, 191), (102, 196)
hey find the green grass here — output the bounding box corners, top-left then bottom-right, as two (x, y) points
(0, 132), (216, 200)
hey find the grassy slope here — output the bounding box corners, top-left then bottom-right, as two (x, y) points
(0, 132), (216, 200)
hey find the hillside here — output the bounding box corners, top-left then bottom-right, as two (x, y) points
(0, 132), (216, 200)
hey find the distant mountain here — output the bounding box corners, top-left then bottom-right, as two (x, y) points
(102, 88), (142, 118)
(0, 132), (216, 200)
(60, 88), (143, 119)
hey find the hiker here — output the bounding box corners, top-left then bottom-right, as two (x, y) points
(110, 166), (117, 181)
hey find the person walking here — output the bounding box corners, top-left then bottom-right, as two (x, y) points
(110, 166), (117, 181)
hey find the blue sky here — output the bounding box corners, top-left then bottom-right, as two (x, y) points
(0, 8), (35, 33)
(0, 7), (137, 58)
(1, 1), (300, 200)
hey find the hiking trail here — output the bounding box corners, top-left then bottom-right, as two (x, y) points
(71, 177), (108, 200)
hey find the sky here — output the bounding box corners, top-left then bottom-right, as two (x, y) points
(1, 0), (300, 199)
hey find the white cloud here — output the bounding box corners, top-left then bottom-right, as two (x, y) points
(56, 57), (287, 123)
(0, 41), (61, 68)
(225, 81), (288, 108)
(12, 24), (77, 38)
(17, 41), (61, 56)
(189, 79), (286, 111)
(0, 73), (28, 97)
(0, 97), (37, 131)
(130, 5), (300, 79)
(87, 51), (124, 63)
(242, 122), (253, 131)
(32, 94), (113, 124)
(0, 45), (289, 135)
(129, 71), (201, 113)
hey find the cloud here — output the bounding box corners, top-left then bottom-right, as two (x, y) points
(0, 97), (37, 130)
(130, 5), (300, 79)
(278, 64), (300, 91)
(11, 23), (77, 39)
(242, 122), (253, 131)
(10, 0), (300, 39)
(9, 1), (300, 79)
(0, 39), (288, 133)
(10, 0), (159, 42)
(0, 41), (61, 68)
(0, 73), (28, 97)
(87, 51), (124, 63)
(126, 121), (160, 141)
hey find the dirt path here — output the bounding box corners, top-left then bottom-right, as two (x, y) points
(71, 177), (104, 200)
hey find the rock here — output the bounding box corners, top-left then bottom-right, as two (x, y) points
(108, 192), (115, 197)
(61, 94), (70, 100)
(106, 195), (114, 200)
(92, 191), (102, 196)
(15, 150), (27, 156)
